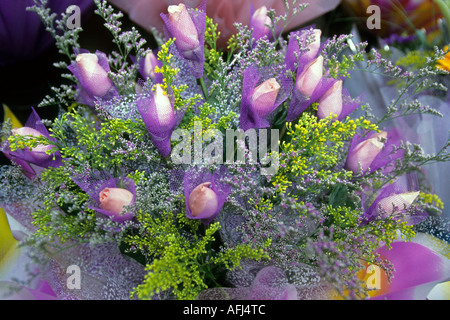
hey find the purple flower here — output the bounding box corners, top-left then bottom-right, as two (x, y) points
(184, 166), (231, 225)
(285, 28), (322, 72)
(240, 66), (292, 131)
(249, 5), (272, 43)
(345, 129), (403, 176)
(1, 108), (62, 178)
(68, 50), (118, 105)
(160, 2), (206, 79)
(72, 170), (135, 223)
(138, 51), (163, 84)
(137, 84), (184, 157)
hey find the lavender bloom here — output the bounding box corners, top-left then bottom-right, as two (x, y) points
(160, 2), (206, 79)
(184, 166), (231, 225)
(72, 170), (135, 223)
(1, 108), (62, 178)
(240, 66), (292, 131)
(137, 84), (184, 157)
(68, 50), (118, 106)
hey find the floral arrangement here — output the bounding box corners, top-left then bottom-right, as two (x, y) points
(1, 0), (450, 301)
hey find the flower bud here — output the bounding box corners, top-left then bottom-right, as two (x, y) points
(295, 55), (323, 97)
(75, 53), (114, 97)
(188, 182), (219, 218)
(250, 78), (281, 118)
(12, 127), (55, 161)
(250, 6), (272, 41)
(377, 191), (420, 217)
(346, 131), (388, 174)
(152, 84), (175, 132)
(99, 187), (133, 216)
(167, 3), (200, 52)
(316, 79), (343, 119)
(302, 29), (322, 61)
(141, 51), (160, 81)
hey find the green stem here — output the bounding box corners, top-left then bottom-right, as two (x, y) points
(435, 0), (450, 38)
(198, 77), (209, 100)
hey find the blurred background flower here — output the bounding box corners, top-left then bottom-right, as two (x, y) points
(107, 0), (341, 48)
(342, 0), (443, 39)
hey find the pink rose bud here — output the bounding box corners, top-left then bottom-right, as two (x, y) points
(153, 84), (175, 132)
(250, 78), (281, 118)
(99, 187), (133, 216)
(188, 182), (219, 218)
(377, 191), (420, 217)
(12, 127), (55, 161)
(295, 55), (323, 97)
(346, 131), (388, 174)
(250, 6), (272, 41)
(141, 51), (159, 81)
(167, 3), (200, 52)
(75, 53), (114, 97)
(317, 79), (343, 119)
(303, 29), (322, 61)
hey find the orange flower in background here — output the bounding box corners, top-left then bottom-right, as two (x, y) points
(342, 0), (443, 37)
(107, 0), (341, 48)
(437, 45), (450, 71)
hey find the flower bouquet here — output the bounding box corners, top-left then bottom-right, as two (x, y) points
(1, 0), (450, 301)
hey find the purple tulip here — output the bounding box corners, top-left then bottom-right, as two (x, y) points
(250, 6), (272, 42)
(160, 2), (206, 78)
(295, 55), (324, 98)
(240, 66), (292, 131)
(72, 171), (135, 223)
(1, 108), (62, 177)
(138, 51), (163, 83)
(68, 51), (115, 99)
(184, 166), (231, 225)
(137, 84), (184, 157)
(188, 182), (219, 218)
(345, 131), (388, 174)
(285, 28), (322, 72)
(316, 79), (343, 119)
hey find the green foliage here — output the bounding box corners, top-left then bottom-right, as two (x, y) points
(129, 211), (268, 300)
(272, 113), (378, 195)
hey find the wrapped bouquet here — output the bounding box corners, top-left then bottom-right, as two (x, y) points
(1, 0), (449, 301)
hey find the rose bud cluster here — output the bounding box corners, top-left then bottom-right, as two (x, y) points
(160, 3), (206, 79)
(284, 28), (360, 122)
